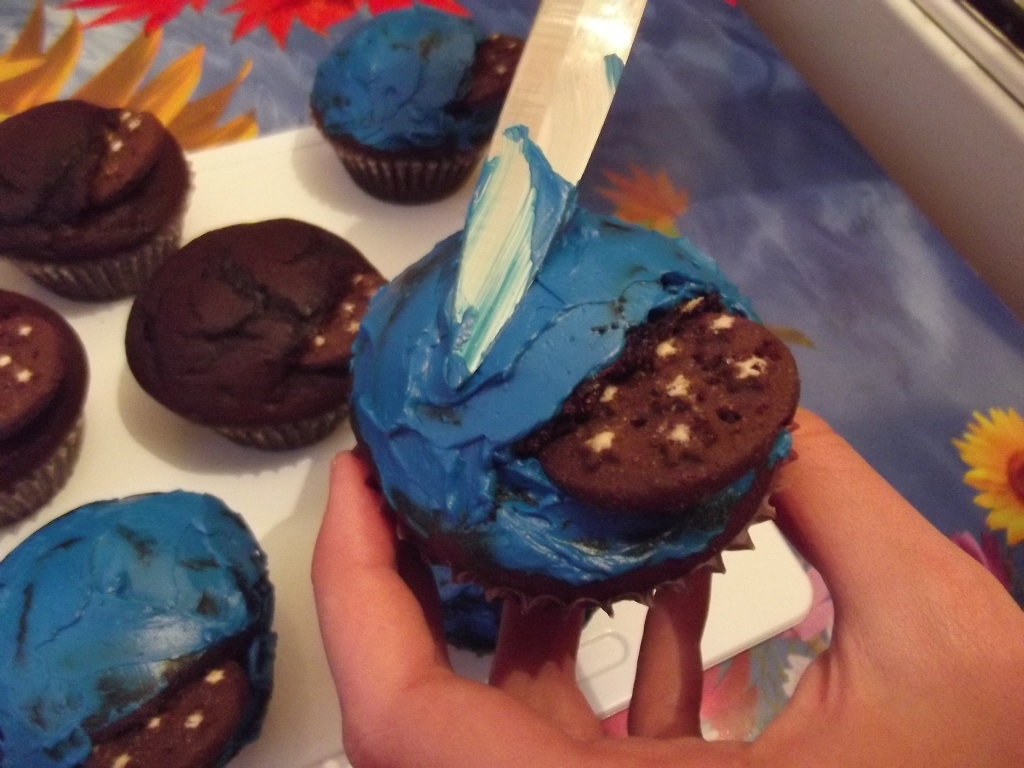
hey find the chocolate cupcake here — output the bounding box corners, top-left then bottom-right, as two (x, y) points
(351, 200), (799, 606)
(125, 219), (384, 450)
(0, 100), (191, 301)
(310, 7), (523, 203)
(0, 491), (275, 768)
(0, 289), (88, 526)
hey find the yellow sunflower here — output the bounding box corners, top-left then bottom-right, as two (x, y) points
(954, 408), (1024, 545)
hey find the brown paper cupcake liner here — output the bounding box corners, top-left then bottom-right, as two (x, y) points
(214, 404), (349, 451)
(326, 134), (483, 204)
(428, 484), (782, 616)
(9, 184), (191, 302)
(0, 417), (84, 527)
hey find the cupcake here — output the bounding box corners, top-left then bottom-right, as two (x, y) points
(0, 491), (275, 768)
(350, 154), (799, 607)
(310, 7), (523, 203)
(0, 289), (88, 526)
(125, 218), (385, 450)
(0, 100), (191, 301)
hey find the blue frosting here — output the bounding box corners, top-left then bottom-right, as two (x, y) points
(0, 492), (275, 768)
(350, 201), (793, 589)
(311, 7), (492, 152)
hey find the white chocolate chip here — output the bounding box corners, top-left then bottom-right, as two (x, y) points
(669, 424), (691, 444)
(346, 321), (360, 333)
(205, 668), (226, 684)
(600, 385), (618, 403)
(184, 712), (204, 729)
(341, 302), (356, 314)
(496, 64), (509, 75)
(656, 340), (678, 358)
(17, 324), (32, 336)
(680, 297), (704, 313)
(146, 717), (161, 730)
(666, 375), (690, 398)
(586, 431), (615, 454)
(313, 335), (326, 348)
(352, 274), (365, 285)
(109, 138), (124, 153)
(710, 315), (735, 331)
(112, 755), (131, 768)
(126, 116), (142, 131)
(0, 355), (10, 367)
(16, 369), (32, 383)
(119, 110), (132, 122)
(735, 356), (768, 379)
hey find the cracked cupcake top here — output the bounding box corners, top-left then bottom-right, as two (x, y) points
(0, 100), (189, 261)
(125, 219), (383, 428)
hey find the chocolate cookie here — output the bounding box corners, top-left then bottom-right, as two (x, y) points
(0, 290), (88, 525)
(519, 296), (799, 513)
(0, 315), (64, 441)
(456, 33), (525, 110)
(85, 660), (249, 768)
(125, 219), (384, 449)
(0, 100), (190, 300)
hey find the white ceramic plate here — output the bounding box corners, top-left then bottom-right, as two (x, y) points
(0, 127), (812, 768)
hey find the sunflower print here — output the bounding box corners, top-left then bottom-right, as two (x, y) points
(954, 408), (1024, 546)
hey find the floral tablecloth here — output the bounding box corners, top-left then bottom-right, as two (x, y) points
(2, 0), (1022, 743)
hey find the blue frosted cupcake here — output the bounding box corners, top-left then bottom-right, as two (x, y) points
(310, 7), (523, 203)
(0, 492), (275, 768)
(350, 138), (799, 606)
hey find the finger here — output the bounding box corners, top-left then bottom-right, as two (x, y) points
(771, 408), (957, 615)
(489, 600), (604, 741)
(311, 452), (451, 718)
(629, 569), (712, 738)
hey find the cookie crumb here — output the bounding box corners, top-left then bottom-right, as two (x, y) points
(666, 375), (690, 398)
(205, 669), (226, 684)
(184, 712), (204, 729)
(735, 356), (768, 379)
(146, 717), (161, 729)
(18, 324), (32, 336)
(112, 755), (131, 768)
(656, 340), (678, 358)
(16, 368), (32, 383)
(681, 297), (704, 313)
(600, 385), (618, 403)
(710, 315), (735, 332)
(0, 354), (10, 367)
(668, 423), (691, 444)
(586, 431), (615, 454)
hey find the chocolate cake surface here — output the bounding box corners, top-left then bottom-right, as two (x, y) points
(0, 100), (190, 263)
(125, 218), (384, 432)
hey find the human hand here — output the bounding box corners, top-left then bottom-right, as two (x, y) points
(312, 409), (1024, 767)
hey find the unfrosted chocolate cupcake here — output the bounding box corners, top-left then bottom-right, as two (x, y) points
(310, 8), (523, 203)
(125, 219), (384, 450)
(0, 289), (88, 526)
(0, 100), (190, 300)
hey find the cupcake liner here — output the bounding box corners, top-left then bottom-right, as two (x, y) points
(425, 481), (784, 616)
(214, 404), (349, 451)
(8, 186), (190, 302)
(0, 417), (84, 527)
(326, 133), (483, 204)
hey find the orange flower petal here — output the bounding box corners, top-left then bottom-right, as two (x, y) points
(73, 29), (162, 108)
(128, 44), (204, 123)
